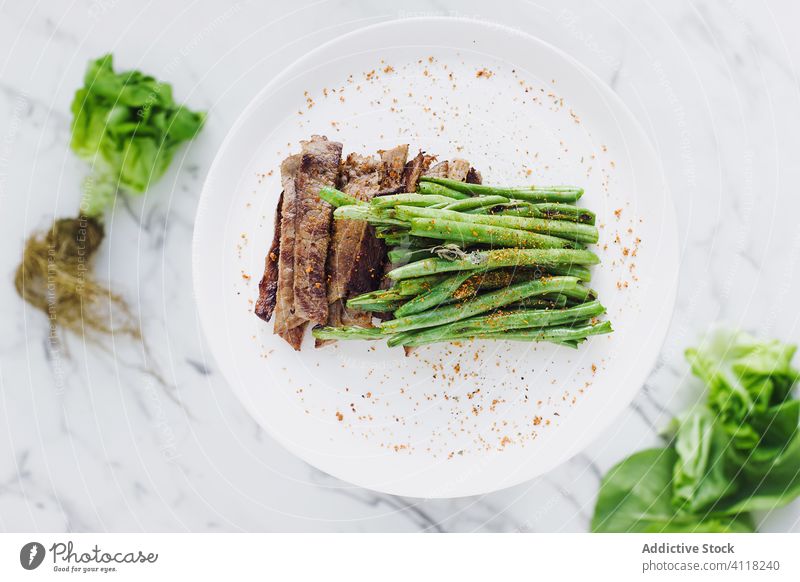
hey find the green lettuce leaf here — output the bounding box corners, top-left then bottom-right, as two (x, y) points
(70, 54), (205, 216)
(672, 408), (738, 513)
(686, 329), (799, 449)
(678, 329), (800, 513)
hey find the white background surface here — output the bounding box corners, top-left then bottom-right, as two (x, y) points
(1, 0), (799, 532)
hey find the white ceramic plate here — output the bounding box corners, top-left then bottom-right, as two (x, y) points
(193, 17), (679, 497)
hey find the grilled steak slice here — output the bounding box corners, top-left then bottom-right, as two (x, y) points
(375, 151), (437, 297)
(318, 145), (409, 346)
(347, 146), (409, 298)
(292, 136), (343, 326)
(254, 191), (283, 322)
(326, 153), (384, 303)
(273, 154), (305, 346)
(325, 298), (371, 330)
(380, 144), (408, 188)
(425, 160), (450, 178)
(328, 146), (408, 301)
(466, 166), (483, 184)
(446, 158), (471, 181)
(400, 151), (435, 192)
(422, 158), (477, 182)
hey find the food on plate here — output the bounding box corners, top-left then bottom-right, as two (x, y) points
(324, 145), (407, 337)
(255, 136), (611, 351)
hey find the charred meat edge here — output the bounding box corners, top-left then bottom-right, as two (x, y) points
(254, 191), (283, 322)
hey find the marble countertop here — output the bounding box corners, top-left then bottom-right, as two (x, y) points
(2, 0), (799, 532)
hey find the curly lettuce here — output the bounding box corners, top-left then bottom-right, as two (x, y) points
(593, 328), (800, 532)
(70, 54), (205, 216)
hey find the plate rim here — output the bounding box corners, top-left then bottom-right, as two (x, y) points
(192, 15), (680, 498)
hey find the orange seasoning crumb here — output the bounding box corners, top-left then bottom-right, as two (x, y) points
(335, 411), (344, 422)
(476, 68), (494, 79)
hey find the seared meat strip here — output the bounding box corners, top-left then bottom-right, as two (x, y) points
(466, 166), (482, 184)
(292, 136), (343, 326)
(400, 151), (436, 192)
(327, 153), (383, 304)
(273, 154), (306, 349)
(380, 144), (408, 189)
(321, 145), (409, 339)
(254, 191), (283, 322)
(375, 151), (437, 296)
(446, 158), (471, 182)
(422, 158), (481, 183)
(424, 160), (450, 179)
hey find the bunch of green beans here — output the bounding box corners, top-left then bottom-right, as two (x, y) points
(313, 179), (612, 348)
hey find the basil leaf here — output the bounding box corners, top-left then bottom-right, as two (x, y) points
(591, 448), (754, 532)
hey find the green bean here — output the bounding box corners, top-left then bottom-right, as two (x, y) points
(394, 274), (449, 296)
(318, 186), (363, 207)
(388, 301), (605, 346)
(420, 176), (583, 203)
(417, 181), (470, 199)
(391, 319), (610, 347)
(312, 326), (388, 341)
(461, 300), (605, 332)
(400, 267), (587, 310)
(346, 297), (405, 313)
(468, 320), (613, 342)
(333, 205), (408, 228)
(395, 205), (598, 244)
(500, 203), (596, 225)
(372, 193), (455, 208)
(556, 286), (597, 303)
(527, 295), (569, 309)
(377, 233), (430, 247)
(394, 271), (480, 317)
(544, 264), (592, 281)
(347, 288), (405, 305)
(386, 248), (599, 280)
(409, 217), (573, 249)
(510, 294), (569, 309)
(380, 276), (582, 333)
(442, 195), (509, 212)
(387, 248), (434, 264)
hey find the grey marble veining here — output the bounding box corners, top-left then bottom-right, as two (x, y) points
(1, 0), (798, 532)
